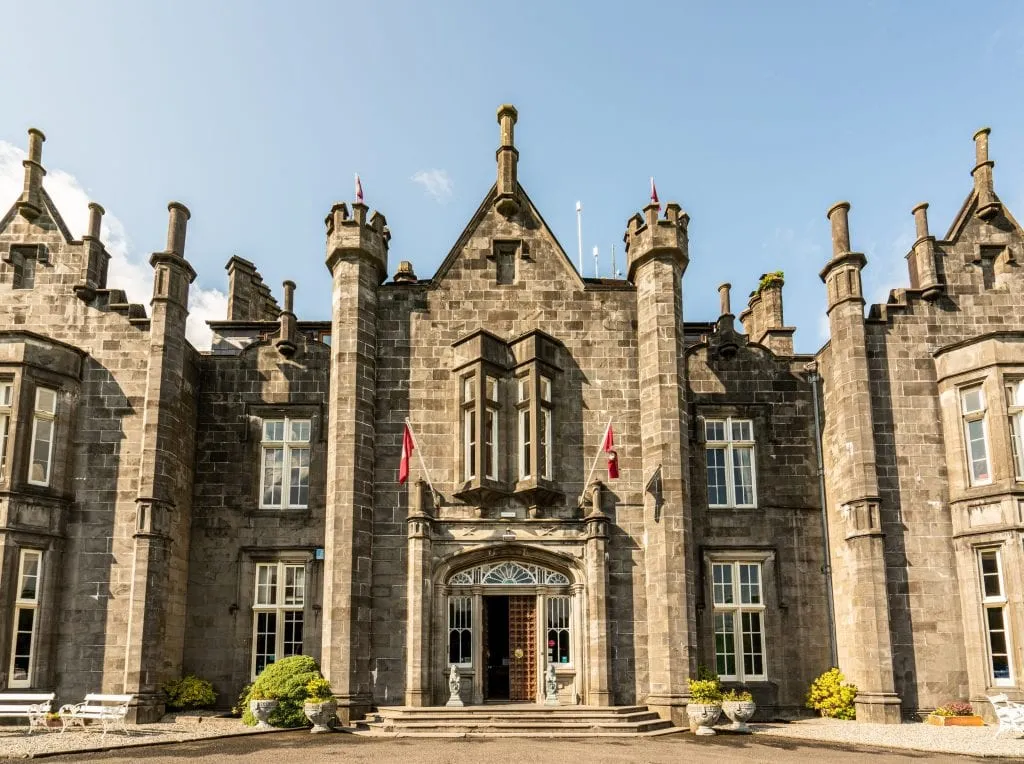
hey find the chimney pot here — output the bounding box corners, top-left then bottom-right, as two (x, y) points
(911, 202), (930, 241)
(827, 201), (852, 257)
(282, 280), (296, 313)
(166, 201), (191, 256)
(718, 283), (732, 316)
(86, 202), (105, 241)
(27, 128), (45, 163)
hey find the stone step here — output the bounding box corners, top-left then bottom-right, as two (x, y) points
(365, 711), (663, 724)
(353, 725), (682, 739)
(370, 704), (651, 717)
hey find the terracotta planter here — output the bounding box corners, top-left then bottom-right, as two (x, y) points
(249, 699), (279, 729)
(722, 700), (757, 733)
(686, 703), (723, 736)
(303, 699), (338, 733)
(926, 713), (984, 726)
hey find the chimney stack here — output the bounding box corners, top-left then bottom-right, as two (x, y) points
(495, 104), (520, 217)
(165, 202), (190, 256)
(827, 201), (852, 257)
(276, 280), (298, 358)
(972, 127), (1000, 220)
(85, 202), (105, 241)
(910, 202), (942, 299)
(16, 128), (47, 220)
(718, 283), (732, 316)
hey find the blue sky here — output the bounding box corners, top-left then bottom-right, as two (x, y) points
(2, 1), (1023, 350)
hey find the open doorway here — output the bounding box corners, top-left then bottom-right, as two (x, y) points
(483, 595), (536, 701)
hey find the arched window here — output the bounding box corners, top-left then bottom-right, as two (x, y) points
(446, 561), (569, 587)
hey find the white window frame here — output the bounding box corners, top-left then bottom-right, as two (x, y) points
(710, 559), (767, 681)
(8, 549), (42, 688)
(961, 385), (992, 486)
(251, 561), (305, 678)
(705, 417), (757, 508)
(1007, 379), (1024, 482)
(978, 547), (1014, 687)
(539, 376), (553, 481)
(546, 594), (572, 667)
(484, 376), (499, 481)
(0, 381), (12, 481)
(259, 417), (311, 509)
(517, 376), (531, 480)
(447, 595), (473, 667)
(27, 387), (56, 487)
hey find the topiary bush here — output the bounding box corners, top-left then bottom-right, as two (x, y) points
(163, 675), (217, 711)
(806, 667), (857, 720)
(241, 655), (322, 727)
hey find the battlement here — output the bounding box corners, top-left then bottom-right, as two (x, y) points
(325, 201), (390, 280)
(624, 202), (689, 281)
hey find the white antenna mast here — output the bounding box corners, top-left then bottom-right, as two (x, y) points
(593, 245), (599, 278)
(612, 243), (620, 278)
(576, 201), (583, 275)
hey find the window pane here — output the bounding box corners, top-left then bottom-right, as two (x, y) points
(731, 419), (753, 442)
(742, 611), (764, 677)
(519, 409), (531, 478)
(30, 418), (53, 484)
(484, 408), (497, 479)
(540, 409), (551, 480)
(714, 612), (736, 677)
(986, 606), (1011, 680)
(733, 447), (754, 505)
(705, 420), (726, 442)
(967, 419), (990, 482)
(981, 552), (1002, 598)
(739, 563), (761, 605)
(263, 420), (284, 442)
(19, 552), (40, 601)
(11, 608), (35, 682)
(289, 447), (310, 506)
(35, 387), (56, 414)
(518, 378), (530, 402)
(712, 563), (733, 605)
(0, 412), (9, 478)
(282, 612), (303, 657)
(1010, 413), (1024, 479)
(706, 448), (727, 505)
(256, 564), (277, 605)
(254, 612), (277, 675)
(0, 383), (11, 406)
(463, 375), (475, 403)
(486, 376), (499, 402)
(289, 419), (310, 443)
(540, 377), (552, 402)
(961, 387), (984, 413)
(464, 409), (476, 479)
(284, 565), (305, 606)
(262, 447), (284, 505)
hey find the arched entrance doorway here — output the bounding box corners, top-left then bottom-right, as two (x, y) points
(436, 553), (583, 705)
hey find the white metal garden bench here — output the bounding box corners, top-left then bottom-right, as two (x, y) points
(987, 694), (1024, 737)
(0, 692), (55, 735)
(58, 693), (133, 736)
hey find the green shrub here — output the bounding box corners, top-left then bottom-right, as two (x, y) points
(231, 683), (253, 717)
(163, 675), (217, 711)
(806, 667), (857, 720)
(305, 677), (334, 702)
(688, 667), (722, 704)
(757, 271), (785, 294)
(722, 689), (753, 702)
(241, 655), (322, 728)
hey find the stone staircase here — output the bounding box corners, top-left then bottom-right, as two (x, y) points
(353, 704), (679, 738)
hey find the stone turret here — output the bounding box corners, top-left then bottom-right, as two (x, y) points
(495, 104), (520, 217)
(15, 129), (46, 221)
(321, 194), (390, 723)
(125, 201), (197, 721)
(624, 199), (695, 726)
(819, 201), (901, 724)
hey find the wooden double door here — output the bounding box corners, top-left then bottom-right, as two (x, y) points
(483, 595), (536, 701)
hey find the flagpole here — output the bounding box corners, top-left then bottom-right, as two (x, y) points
(583, 418), (614, 490)
(576, 201), (583, 275)
(593, 246), (599, 279)
(404, 417), (436, 496)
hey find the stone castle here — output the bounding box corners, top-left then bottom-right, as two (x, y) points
(0, 107), (1022, 726)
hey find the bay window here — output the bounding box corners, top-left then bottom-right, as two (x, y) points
(252, 562), (305, 677)
(705, 418), (756, 507)
(260, 418), (310, 508)
(8, 549), (42, 687)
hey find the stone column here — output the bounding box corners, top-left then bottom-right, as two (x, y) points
(625, 202), (695, 727)
(405, 480), (433, 706)
(584, 481), (611, 706)
(125, 202), (197, 722)
(819, 202), (901, 724)
(321, 201), (389, 723)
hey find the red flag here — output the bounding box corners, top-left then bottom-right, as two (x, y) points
(355, 173), (364, 204)
(649, 177), (660, 209)
(602, 423), (619, 480)
(399, 422), (414, 484)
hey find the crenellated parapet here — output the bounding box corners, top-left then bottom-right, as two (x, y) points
(624, 202), (689, 282)
(325, 201), (390, 282)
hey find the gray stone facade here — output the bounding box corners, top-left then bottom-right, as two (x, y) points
(0, 111), (1021, 726)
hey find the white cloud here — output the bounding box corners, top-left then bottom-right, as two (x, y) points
(0, 140), (225, 349)
(411, 168), (453, 203)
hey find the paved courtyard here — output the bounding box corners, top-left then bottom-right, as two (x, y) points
(20, 730), (999, 764)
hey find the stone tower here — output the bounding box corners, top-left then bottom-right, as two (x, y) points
(321, 197), (390, 723)
(819, 202), (901, 723)
(625, 201), (696, 726)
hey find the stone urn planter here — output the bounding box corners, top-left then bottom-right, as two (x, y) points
(303, 699), (338, 733)
(686, 703), (723, 736)
(722, 700), (757, 732)
(249, 699), (278, 729)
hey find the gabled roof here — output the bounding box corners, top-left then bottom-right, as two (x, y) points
(943, 188), (1023, 243)
(428, 182), (587, 290)
(0, 186), (76, 243)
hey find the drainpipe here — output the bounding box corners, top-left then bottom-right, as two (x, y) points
(806, 362), (839, 668)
